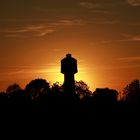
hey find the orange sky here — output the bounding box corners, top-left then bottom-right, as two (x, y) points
(0, 0), (140, 92)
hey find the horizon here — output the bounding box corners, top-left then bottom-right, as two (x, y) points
(0, 0), (140, 92)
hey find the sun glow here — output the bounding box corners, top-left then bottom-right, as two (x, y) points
(46, 63), (93, 89)
(45, 66), (64, 84)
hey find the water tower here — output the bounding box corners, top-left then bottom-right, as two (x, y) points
(61, 54), (78, 94)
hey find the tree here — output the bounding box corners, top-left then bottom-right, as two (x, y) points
(51, 82), (63, 95)
(93, 88), (118, 102)
(123, 79), (140, 102)
(25, 79), (50, 100)
(6, 83), (22, 94)
(75, 80), (92, 99)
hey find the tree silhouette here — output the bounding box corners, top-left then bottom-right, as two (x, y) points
(6, 83), (22, 94)
(75, 80), (92, 99)
(5, 84), (27, 110)
(51, 82), (63, 95)
(123, 79), (140, 103)
(25, 79), (50, 100)
(93, 88), (118, 109)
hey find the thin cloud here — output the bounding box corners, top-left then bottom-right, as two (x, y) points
(118, 56), (140, 61)
(101, 34), (140, 44)
(84, 17), (117, 25)
(92, 64), (140, 70)
(128, 34), (140, 41)
(101, 39), (131, 44)
(3, 64), (59, 69)
(0, 18), (83, 38)
(0, 18), (53, 23)
(91, 10), (112, 15)
(132, 35), (140, 41)
(80, 1), (125, 9)
(52, 19), (84, 26)
(6, 68), (60, 76)
(122, 34), (140, 41)
(127, 0), (140, 6)
(0, 25), (56, 37)
(91, 19), (116, 25)
(36, 29), (55, 37)
(80, 2), (96, 9)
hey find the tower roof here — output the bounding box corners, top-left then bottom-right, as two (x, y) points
(66, 53), (72, 58)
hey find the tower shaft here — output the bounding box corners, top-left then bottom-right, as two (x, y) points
(64, 73), (75, 93)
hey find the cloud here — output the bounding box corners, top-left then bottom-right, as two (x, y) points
(37, 29), (55, 37)
(101, 39), (130, 44)
(122, 34), (140, 41)
(127, 0), (140, 6)
(7, 69), (47, 75)
(2, 64), (60, 76)
(101, 34), (140, 44)
(91, 10), (111, 15)
(3, 64), (59, 69)
(121, 34), (140, 41)
(92, 64), (140, 71)
(0, 18), (83, 38)
(12, 68), (60, 75)
(131, 35), (140, 41)
(80, 2), (96, 9)
(0, 25), (56, 37)
(92, 19), (116, 25)
(80, 1), (125, 9)
(51, 19), (83, 26)
(118, 56), (140, 61)
(0, 18), (52, 23)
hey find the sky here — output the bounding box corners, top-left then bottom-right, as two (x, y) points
(0, 0), (140, 92)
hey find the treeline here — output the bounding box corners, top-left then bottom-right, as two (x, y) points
(0, 79), (139, 115)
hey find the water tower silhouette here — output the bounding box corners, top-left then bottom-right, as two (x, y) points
(61, 54), (78, 95)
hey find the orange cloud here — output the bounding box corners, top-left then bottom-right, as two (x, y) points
(127, 0), (140, 6)
(118, 56), (140, 61)
(0, 18), (83, 38)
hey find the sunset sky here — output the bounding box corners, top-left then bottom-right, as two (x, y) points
(0, 0), (140, 92)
